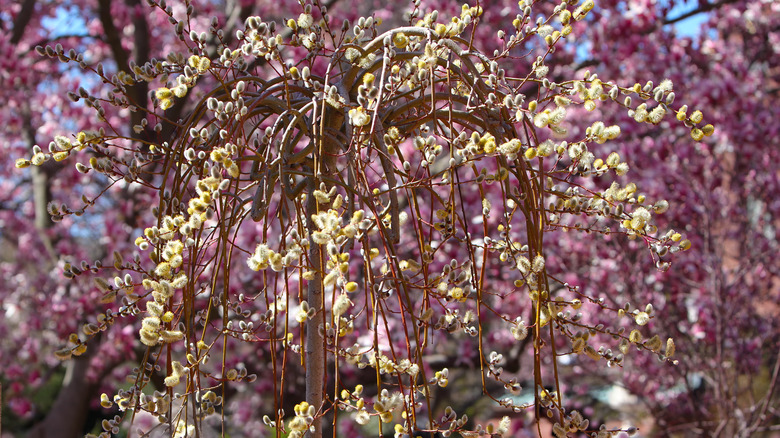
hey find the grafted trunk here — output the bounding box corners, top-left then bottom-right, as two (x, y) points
(305, 185), (325, 438)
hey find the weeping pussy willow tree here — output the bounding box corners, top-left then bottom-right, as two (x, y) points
(17, 0), (710, 436)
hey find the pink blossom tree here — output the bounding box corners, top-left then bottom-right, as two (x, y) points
(562, 1), (780, 435)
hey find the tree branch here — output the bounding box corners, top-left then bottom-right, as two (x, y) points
(97, 0), (129, 71)
(662, 0), (740, 26)
(10, 0), (37, 45)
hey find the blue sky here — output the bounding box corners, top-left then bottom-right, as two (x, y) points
(666, 0), (709, 37)
(41, 5), (88, 39)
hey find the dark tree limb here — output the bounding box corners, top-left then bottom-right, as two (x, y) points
(663, 0), (740, 26)
(97, 0), (129, 71)
(11, 0), (37, 45)
(26, 350), (101, 438)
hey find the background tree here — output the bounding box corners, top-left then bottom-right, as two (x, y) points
(1, 0), (777, 437)
(553, 1), (780, 435)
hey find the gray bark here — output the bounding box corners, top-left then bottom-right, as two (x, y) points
(305, 189), (325, 438)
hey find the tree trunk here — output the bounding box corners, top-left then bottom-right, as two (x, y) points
(27, 354), (98, 438)
(305, 188), (325, 438)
